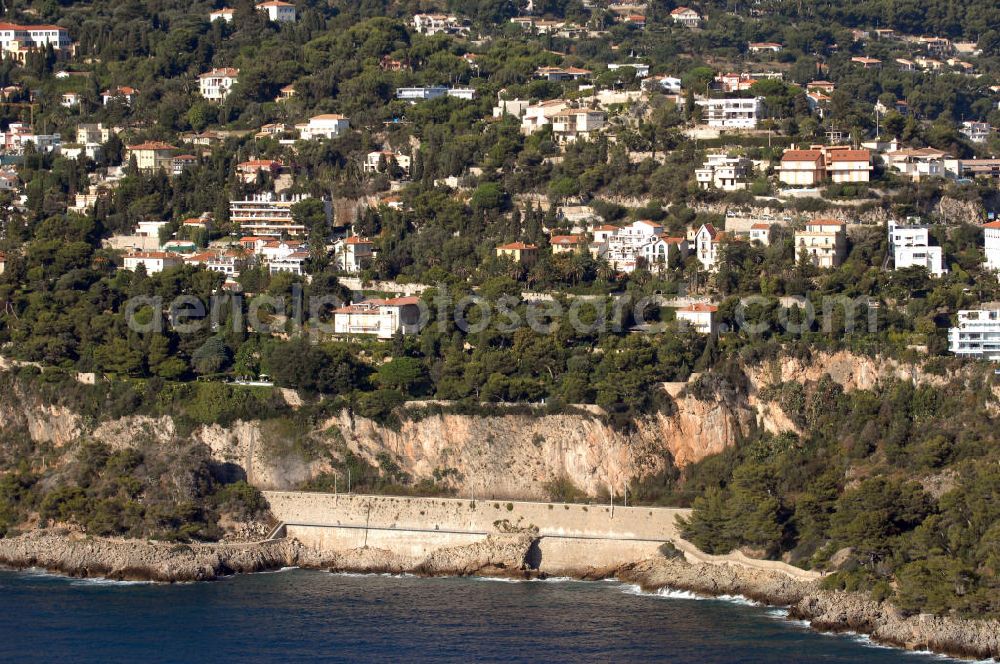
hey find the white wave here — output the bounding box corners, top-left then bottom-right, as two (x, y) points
(68, 577), (158, 586)
(251, 566), (300, 575)
(716, 593), (762, 607)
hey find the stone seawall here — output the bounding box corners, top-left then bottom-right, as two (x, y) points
(264, 491), (691, 575)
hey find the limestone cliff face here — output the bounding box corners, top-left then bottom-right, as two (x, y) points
(317, 395), (749, 499)
(0, 350), (961, 500)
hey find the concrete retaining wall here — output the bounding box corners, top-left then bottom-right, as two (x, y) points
(265, 492), (691, 574)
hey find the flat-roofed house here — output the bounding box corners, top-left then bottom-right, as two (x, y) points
(334, 297), (423, 339)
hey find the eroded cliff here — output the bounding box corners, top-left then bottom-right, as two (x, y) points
(0, 351), (959, 500)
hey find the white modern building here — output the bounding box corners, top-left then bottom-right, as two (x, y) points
(960, 121), (992, 144)
(199, 67), (239, 101)
(643, 75), (682, 93)
(695, 97), (763, 129)
(608, 63), (650, 78)
(333, 297), (423, 339)
(984, 221), (1000, 272)
(888, 220), (946, 277)
(550, 109), (605, 143)
(123, 251), (183, 274)
(695, 153), (752, 190)
(230, 193), (330, 237)
(396, 86), (448, 102)
(949, 309), (1000, 359)
(364, 150), (411, 176)
(297, 114), (350, 140)
(411, 14), (467, 36)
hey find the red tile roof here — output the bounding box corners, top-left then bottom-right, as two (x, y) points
(497, 241), (538, 250)
(826, 149), (871, 162)
(781, 149), (823, 162)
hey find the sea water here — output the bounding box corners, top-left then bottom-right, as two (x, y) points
(0, 569), (979, 663)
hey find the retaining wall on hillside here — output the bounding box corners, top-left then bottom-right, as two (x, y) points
(264, 491), (691, 574)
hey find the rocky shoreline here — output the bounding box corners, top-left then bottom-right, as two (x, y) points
(619, 557), (1000, 661)
(0, 530), (996, 661)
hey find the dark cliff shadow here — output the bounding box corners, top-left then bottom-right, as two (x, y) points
(525, 539), (542, 571)
(210, 461), (248, 484)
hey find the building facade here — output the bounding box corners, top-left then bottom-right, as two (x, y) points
(949, 309), (1000, 359)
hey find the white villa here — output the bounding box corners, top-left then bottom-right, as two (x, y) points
(334, 297), (423, 339)
(696, 153), (752, 190)
(888, 220), (946, 277)
(257, 1), (296, 22)
(695, 98), (763, 129)
(199, 67), (239, 101)
(297, 114), (350, 141)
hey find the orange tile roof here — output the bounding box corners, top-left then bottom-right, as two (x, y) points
(497, 241), (537, 250)
(781, 149), (823, 162)
(200, 67), (239, 78)
(826, 149), (870, 162)
(680, 303), (718, 313)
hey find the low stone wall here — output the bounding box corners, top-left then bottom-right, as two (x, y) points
(264, 492), (690, 575)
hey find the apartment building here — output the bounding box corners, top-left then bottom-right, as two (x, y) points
(779, 146), (872, 186)
(695, 97), (763, 129)
(984, 221), (1000, 272)
(948, 309), (1000, 359)
(778, 149), (825, 186)
(795, 219), (847, 268)
(230, 193), (329, 237)
(550, 109), (605, 143)
(695, 153), (752, 190)
(592, 220), (687, 274)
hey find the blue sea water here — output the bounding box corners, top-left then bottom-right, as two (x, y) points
(0, 568), (979, 663)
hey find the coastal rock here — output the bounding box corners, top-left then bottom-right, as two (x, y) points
(792, 591), (1000, 661)
(620, 556), (1000, 661)
(618, 556), (816, 606)
(313, 532), (539, 578)
(0, 530), (300, 582)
